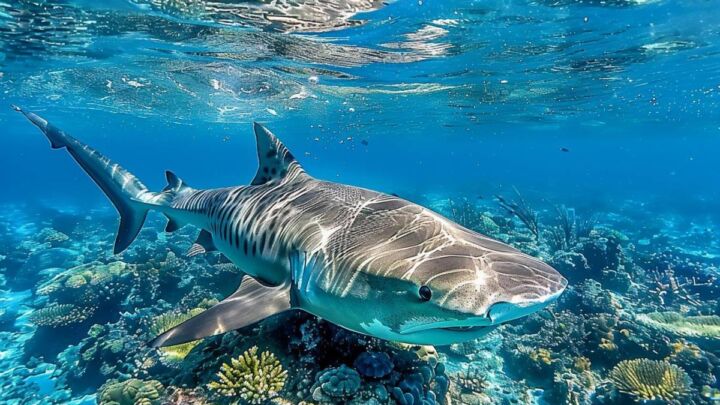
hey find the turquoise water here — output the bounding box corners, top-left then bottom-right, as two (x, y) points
(1, 1), (719, 404)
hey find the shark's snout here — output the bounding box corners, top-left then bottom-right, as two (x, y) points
(483, 257), (567, 324)
(435, 252), (567, 322)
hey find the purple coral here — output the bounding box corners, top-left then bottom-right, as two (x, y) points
(354, 351), (394, 379)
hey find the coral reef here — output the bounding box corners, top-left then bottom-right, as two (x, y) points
(207, 346), (287, 404)
(608, 359), (692, 403)
(637, 311), (720, 339)
(148, 308), (205, 365)
(312, 364), (361, 402)
(1, 193), (718, 405)
(98, 378), (166, 405)
(29, 303), (95, 327)
(354, 351), (394, 379)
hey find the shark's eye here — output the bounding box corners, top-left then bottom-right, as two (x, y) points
(419, 285), (432, 302)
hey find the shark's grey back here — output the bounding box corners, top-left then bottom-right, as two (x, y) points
(227, 177), (564, 318)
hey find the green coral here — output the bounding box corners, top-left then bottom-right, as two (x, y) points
(98, 378), (165, 405)
(37, 261), (130, 296)
(208, 346), (287, 404)
(29, 303), (94, 327)
(609, 359), (691, 402)
(637, 312), (720, 339)
(149, 308), (205, 365)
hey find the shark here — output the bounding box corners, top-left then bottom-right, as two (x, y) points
(14, 106), (567, 347)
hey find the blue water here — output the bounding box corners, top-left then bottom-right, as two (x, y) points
(1, 1), (719, 404)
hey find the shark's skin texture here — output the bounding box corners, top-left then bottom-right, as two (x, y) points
(17, 108), (567, 346)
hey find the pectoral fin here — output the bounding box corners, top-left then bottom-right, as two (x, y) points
(148, 276), (292, 347)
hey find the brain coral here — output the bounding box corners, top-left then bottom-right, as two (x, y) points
(609, 359), (691, 402)
(208, 346), (287, 404)
(98, 378), (165, 405)
(637, 312), (720, 339)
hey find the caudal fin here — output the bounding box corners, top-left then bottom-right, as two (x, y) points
(14, 106), (165, 254)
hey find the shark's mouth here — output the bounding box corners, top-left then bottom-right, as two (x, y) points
(441, 325), (488, 332)
(400, 294), (565, 336)
(399, 317), (493, 335)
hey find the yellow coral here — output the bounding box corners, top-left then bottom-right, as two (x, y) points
(702, 385), (720, 401)
(573, 356), (591, 372)
(529, 348), (553, 365)
(609, 359), (691, 402)
(669, 341), (701, 358)
(149, 308), (205, 365)
(415, 345), (439, 363)
(599, 337), (617, 351)
(208, 346), (287, 404)
(65, 274), (88, 288)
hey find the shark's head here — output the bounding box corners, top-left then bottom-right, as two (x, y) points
(309, 201), (568, 346)
(354, 245), (567, 345)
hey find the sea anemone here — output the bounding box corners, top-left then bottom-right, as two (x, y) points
(609, 359), (691, 402)
(207, 346), (287, 404)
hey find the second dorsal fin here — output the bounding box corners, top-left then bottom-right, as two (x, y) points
(251, 123), (308, 185)
(187, 229), (216, 257)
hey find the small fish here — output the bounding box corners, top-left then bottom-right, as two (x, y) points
(560, 147), (570, 152)
(361, 139), (369, 146)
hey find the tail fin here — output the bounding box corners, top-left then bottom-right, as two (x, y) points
(14, 106), (164, 254)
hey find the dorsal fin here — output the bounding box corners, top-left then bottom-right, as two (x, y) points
(163, 170), (189, 192)
(251, 123), (307, 185)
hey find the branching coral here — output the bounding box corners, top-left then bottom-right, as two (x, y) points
(609, 359), (691, 402)
(208, 346), (287, 404)
(148, 308), (204, 365)
(651, 267), (707, 306)
(637, 311), (720, 339)
(29, 303), (94, 327)
(98, 378), (165, 405)
(454, 367), (489, 394)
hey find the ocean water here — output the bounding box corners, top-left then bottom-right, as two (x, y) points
(1, 0), (719, 404)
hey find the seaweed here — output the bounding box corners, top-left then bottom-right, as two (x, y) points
(495, 187), (539, 239)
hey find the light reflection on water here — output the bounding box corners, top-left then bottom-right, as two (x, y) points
(0, 0), (718, 129)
